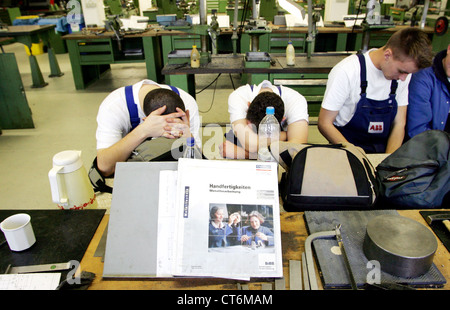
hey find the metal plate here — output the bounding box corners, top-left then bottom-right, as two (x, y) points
(363, 214), (438, 278)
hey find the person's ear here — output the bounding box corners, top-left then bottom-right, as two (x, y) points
(384, 48), (393, 61)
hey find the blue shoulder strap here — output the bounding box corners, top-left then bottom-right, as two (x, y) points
(357, 53), (368, 95)
(169, 85), (180, 96)
(125, 85), (140, 131)
(357, 53), (397, 96)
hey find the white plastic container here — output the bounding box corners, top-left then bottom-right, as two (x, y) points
(48, 150), (98, 210)
(183, 137), (202, 159)
(190, 45), (200, 68)
(286, 40), (295, 66)
(1, 213), (36, 251)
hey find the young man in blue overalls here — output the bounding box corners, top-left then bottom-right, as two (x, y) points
(318, 27), (433, 154)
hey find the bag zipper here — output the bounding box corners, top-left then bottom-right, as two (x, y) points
(377, 163), (439, 180)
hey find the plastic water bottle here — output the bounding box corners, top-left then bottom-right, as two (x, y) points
(257, 106), (280, 162)
(183, 137), (202, 159)
(190, 45), (200, 68)
(286, 40), (295, 66)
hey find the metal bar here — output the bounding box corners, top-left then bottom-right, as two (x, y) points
(335, 224), (358, 290)
(273, 79), (328, 86)
(8, 262), (72, 274)
(289, 260), (302, 290)
(301, 252), (309, 290)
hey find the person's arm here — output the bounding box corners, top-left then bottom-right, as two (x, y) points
(318, 107), (349, 144)
(385, 105), (407, 153)
(97, 127), (148, 176)
(286, 120), (309, 143)
(232, 119), (259, 154)
(407, 72), (433, 138)
(97, 106), (186, 176)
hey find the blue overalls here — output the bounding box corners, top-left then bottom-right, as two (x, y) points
(125, 84), (180, 130)
(337, 54), (398, 153)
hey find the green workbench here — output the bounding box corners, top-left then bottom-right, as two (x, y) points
(0, 37), (34, 129)
(0, 24), (64, 88)
(161, 53), (349, 116)
(63, 31), (163, 90)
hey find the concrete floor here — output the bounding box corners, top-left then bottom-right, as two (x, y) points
(0, 42), (327, 211)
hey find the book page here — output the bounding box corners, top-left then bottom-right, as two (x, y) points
(0, 273), (61, 290)
(173, 159), (283, 279)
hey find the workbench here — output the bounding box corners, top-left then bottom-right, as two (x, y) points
(63, 24), (436, 91)
(0, 36), (34, 129)
(78, 209), (450, 290)
(63, 30), (164, 90)
(0, 25), (63, 88)
(161, 53), (349, 116)
(76, 156), (449, 291)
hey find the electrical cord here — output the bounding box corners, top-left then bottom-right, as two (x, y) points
(198, 74), (220, 113)
(196, 73), (238, 114)
(196, 73), (222, 95)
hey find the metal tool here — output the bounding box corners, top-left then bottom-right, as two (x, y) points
(303, 229), (337, 290)
(335, 224), (358, 290)
(364, 214), (437, 278)
(426, 213), (450, 233)
(301, 252), (309, 290)
(289, 260), (302, 290)
(4, 262), (72, 274)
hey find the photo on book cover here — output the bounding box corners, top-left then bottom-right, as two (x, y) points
(208, 203), (275, 252)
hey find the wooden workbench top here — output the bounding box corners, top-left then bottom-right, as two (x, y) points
(79, 209), (449, 290)
(62, 23), (435, 40)
(161, 53), (350, 75)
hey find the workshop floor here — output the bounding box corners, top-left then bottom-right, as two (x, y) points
(0, 42), (327, 211)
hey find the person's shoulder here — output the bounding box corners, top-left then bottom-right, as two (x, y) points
(411, 66), (434, 80)
(330, 53), (359, 77)
(99, 86), (126, 109)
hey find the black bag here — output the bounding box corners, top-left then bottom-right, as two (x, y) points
(127, 137), (185, 162)
(89, 138), (185, 193)
(271, 142), (378, 211)
(376, 130), (450, 208)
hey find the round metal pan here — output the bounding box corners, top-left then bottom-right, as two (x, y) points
(363, 214), (437, 278)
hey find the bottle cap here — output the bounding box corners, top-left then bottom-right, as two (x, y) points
(192, 45), (197, 48)
(266, 106), (275, 115)
(187, 137), (195, 146)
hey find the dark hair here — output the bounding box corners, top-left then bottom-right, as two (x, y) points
(143, 88), (185, 116)
(385, 27), (432, 69)
(246, 92), (284, 130)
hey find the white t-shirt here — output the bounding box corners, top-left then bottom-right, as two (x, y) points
(321, 50), (410, 127)
(228, 80), (309, 130)
(96, 80), (200, 149)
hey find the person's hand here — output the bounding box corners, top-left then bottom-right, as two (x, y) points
(165, 108), (191, 138)
(228, 212), (241, 225)
(241, 235), (250, 242)
(255, 232), (268, 241)
(141, 106), (187, 139)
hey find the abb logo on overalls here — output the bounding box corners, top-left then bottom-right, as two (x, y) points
(368, 122), (384, 133)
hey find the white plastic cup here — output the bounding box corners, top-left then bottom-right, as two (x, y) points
(0, 214), (36, 251)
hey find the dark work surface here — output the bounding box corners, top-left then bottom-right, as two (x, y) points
(0, 209), (105, 276)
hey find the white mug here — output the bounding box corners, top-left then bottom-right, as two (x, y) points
(1, 213), (36, 251)
(48, 150), (98, 210)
